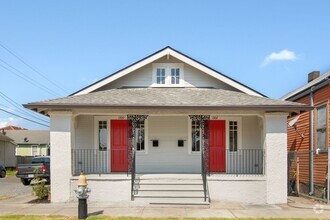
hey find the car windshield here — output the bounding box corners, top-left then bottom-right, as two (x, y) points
(32, 157), (50, 163)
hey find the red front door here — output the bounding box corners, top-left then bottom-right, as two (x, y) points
(209, 120), (226, 172)
(111, 120), (128, 172)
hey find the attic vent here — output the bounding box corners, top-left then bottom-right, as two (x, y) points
(308, 71), (320, 83)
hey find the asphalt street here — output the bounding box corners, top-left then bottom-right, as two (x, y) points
(0, 175), (32, 197)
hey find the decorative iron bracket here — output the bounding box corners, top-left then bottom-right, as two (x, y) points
(127, 115), (148, 174)
(189, 115), (210, 174)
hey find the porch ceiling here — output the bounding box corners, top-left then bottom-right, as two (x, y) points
(24, 88), (312, 112)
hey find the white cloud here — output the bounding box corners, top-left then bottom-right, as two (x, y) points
(0, 117), (17, 128)
(261, 49), (297, 67)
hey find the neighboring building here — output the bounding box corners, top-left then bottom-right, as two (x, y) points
(6, 130), (50, 157)
(0, 132), (16, 167)
(282, 71), (330, 199)
(24, 46), (310, 204)
(0, 125), (28, 130)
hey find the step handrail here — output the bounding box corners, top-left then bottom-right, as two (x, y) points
(131, 150), (136, 201)
(201, 149), (207, 202)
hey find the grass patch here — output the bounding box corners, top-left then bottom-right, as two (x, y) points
(0, 216), (76, 220)
(0, 196), (13, 200)
(87, 217), (325, 220)
(0, 216), (326, 220)
(5, 168), (16, 176)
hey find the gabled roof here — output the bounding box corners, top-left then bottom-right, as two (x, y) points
(72, 46), (265, 97)
(0, 125), (28, 130)
(24, 88), (311, 112)
(5, 130), (50, 145)
(0, 133), (13, 142)
(281, 71), (330, 101)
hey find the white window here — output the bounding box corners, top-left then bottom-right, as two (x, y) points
(171, 68), (180, 84)
(156, 68), (166, 84)
(135, 121), (145, 151)
(229, 121), (238, 152)
(316, 105), (328, 151)
(31, 145), (38, 156)
(191, 120), (201, 152)
(98, 121), (107, 151)
(226, 118), (241, 152)
(152, 63), (184, 86)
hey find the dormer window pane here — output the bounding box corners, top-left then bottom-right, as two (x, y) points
(171, 68), (180, 84)
(156, 68), (165, 84)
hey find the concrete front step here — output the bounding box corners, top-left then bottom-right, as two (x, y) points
(136, 173), (202, 180)
(135, 190), (205, 196)
(133, 173), (209, 206)
(136, 184), (203, 190)
(133, 196), (209, 205)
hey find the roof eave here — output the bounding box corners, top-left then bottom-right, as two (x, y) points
(24, 103), (312, 112)
(282, 75), (330, 101)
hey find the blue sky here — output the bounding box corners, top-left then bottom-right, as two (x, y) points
(0, 0), (329, 130)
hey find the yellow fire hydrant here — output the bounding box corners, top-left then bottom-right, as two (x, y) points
(74, 171), (91, 220)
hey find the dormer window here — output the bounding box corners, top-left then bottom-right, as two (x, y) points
(152, 63), (184, 87)
(171, 68), (180, 84)
(156, 68), (166, 84)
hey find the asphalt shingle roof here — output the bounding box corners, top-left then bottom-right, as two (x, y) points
(5, 130), (50, 144)
(25, 88), (310, 111)
(0, 133), (13, 142)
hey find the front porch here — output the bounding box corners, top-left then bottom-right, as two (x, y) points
(49, 111), (288, 204)
(71, 114), (265, 175)
(72, 148), (264, 176)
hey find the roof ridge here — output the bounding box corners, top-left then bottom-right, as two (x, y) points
(281, 71), (330, 100)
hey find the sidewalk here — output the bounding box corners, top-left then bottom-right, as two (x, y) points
(0, 195), (329, 218)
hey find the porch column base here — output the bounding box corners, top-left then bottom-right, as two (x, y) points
(264, 112), (288, 204)
(49, 111), (73, 202)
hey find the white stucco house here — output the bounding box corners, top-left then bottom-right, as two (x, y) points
(24, 46), (311, 205)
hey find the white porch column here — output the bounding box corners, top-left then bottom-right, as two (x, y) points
(49, 111), (73, 202)
(264, 112), (288, 204)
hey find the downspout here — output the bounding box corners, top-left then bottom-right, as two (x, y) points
(309, 86), (315, 195)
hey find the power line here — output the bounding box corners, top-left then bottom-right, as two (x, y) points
(0, 60), (61, 97)
(0, 42), (68, 95)
(0, 108), (49, 127)
(0, 91), (49, 123)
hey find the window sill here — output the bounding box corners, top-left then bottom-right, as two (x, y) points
(190, 152), (201, 155)
(315, 149), (328, 154)
(136, 151), (147, 155)
(151, 84), (184, 88)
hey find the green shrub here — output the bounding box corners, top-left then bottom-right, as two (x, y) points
(32, 168), (50, 199)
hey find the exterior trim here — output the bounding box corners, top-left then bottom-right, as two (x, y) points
(25, 103), (313, 112)
(282, 72), (330, 101)
(70, 46), (265, 97)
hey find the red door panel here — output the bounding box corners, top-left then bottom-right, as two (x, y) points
(111, 120), (128, 172)
(209, 120), (226, 172)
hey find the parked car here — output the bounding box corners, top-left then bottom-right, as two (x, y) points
(0, 164), (6, 178)
(16, 156), (50, 185)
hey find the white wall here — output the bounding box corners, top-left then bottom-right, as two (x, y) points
(0, 141), (16, 167)
(242, 116), (262, 149)
(95, 57), (240, 91)
(264, 113), (288, 204)
(208, 179), (266, 204)
(137, 116), (201, 173)
(70, 178), (130, 202)
(50, 111), (73, 203)
(75, 115), (94, 149)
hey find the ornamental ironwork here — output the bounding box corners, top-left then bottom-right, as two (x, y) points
(189, 115), (210, 174)
(127, 115), (148, 174)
